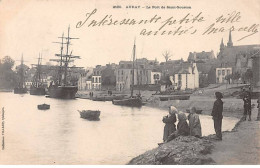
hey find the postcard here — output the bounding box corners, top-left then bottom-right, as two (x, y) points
(0, 0), (259, 165)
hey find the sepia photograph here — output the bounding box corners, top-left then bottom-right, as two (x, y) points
(0, 0), (259, 165)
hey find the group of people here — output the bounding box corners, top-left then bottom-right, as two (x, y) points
(162, 106), (203, 143)
(162, 91), (224, 143)
(89, 92), (94, 97)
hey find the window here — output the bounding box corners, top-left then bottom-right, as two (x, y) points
(227, 69), (230, 75)
(218, 70), (221, 76)
(121, 70), (123, 75)
(222, 70), (225, 75)
(178, 74), (182, 80)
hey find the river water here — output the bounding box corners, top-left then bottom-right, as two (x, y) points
(0, 92), (239, 164)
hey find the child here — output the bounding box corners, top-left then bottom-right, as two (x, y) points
(162, 106), (177, 142)
(165, 112), (190, 142)
(188, 107), (202, 138)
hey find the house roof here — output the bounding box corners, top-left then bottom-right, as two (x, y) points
(188, 50), (215, 61)
(196, 63), (214, 74)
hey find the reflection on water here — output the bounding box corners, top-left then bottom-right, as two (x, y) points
(0, 92), (239, 164)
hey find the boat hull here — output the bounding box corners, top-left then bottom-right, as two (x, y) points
(14, 87), (27, 94)
(48, 86), (78, 99)
(79, 110), (100, 120)
(159, 95), (190, 101)
(30, 87), (46, 95)
(38, 104), (50, 110)
(91, 95), (126, 101)
(112, 97), (142, 107)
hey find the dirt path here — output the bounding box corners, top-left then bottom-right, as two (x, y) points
(209, 107), (260, 164)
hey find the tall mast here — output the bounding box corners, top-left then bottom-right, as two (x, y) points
(21, 54), (24, 87)
(37, 53), (41, 86)
(64, 27), (70, 85)
(131, 40), (136, 98)
(50, 26), (81, 86)
(59, 33), (64, 85)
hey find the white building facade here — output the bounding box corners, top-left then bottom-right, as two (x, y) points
(216, 67), (232, 83)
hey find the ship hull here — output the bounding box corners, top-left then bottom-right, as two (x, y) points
(112, 97), (142, 107)
(48, 86), (78, 99)
(14, 87), (27, 94)
(30, 87), (46, 95)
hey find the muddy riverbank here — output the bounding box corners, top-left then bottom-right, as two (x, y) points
(128, 107), (260, 165)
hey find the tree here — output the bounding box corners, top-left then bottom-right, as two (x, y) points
(225, 74), (232, 84)
(162, 51), (172, 63)
(242, 69), (253, 84)
(231, 71), (240, 85)
(0, 56), (17, 89)
(1, 56), (15, 70)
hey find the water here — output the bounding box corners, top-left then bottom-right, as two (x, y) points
(0, 92), (239, 164)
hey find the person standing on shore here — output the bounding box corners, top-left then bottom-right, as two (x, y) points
(211, 92), (223, 140)
(188, 107), (202, 138)
(243, 92), (252, 121)
(166, 112), (190, 142)
(162, 106), (177, 142)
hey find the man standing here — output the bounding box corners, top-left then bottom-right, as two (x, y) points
(211, 92), (223, 140)
(243, 92), (252, 121)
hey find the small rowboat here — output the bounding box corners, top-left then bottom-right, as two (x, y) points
(186, 109), (202, 114)
(38, 103), (50, 110)
(78, 110), (100, 121)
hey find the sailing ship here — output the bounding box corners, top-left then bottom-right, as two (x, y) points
(48, 26), (81, 99)
(30, 54), (46, 95)
(112, 40), (143, 107)
(14, 55), (27, 94)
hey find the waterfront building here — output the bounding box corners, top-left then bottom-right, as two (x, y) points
(115, 58), (160, 91)
(92, 65), (105, 90)
(188, 50), (215, 62)
(166, 62), (199, 90)
(86, 77), (92, 90)
(216, 66), (232, 84)
(217, 30), (260, 75)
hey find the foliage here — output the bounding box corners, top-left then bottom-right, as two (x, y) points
(225, 74), (232, 84)
(199, 74), (209, 88)
(0, 56), (17, 89)
(242, 69), (253, 84)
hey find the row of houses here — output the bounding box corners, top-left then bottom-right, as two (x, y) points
(78, 31), (260, 91)
(78, 58), (200, 91)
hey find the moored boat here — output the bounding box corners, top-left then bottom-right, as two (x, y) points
(159, 95), (190, 101)
(112, 97), (142, 107)
(111, 40), (143, 107)
(30, 54), (46, 95)
(47, 26), (81, 99)
(78, 110), (100, 120)
(38, 103), (50, 110)
(14, 55), (27, 94)
(14, 87), (27, 94)
(91, 94), (126, 101)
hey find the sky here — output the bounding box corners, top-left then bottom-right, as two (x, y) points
(0, 0), (259, 68)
